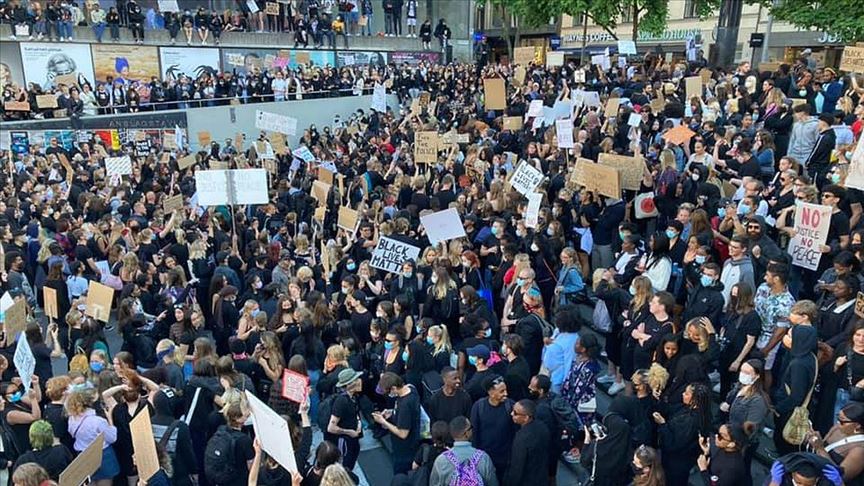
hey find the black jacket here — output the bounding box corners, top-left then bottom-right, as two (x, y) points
(681, 280), (725, 327)
(776, 325), (818, 416)
(805, 128), (836, 170)
(503, 420), (550, 486)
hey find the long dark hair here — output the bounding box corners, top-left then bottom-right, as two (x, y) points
(687, 382), (714, 435)
(647, 232), (670, 268)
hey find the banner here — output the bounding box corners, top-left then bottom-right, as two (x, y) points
(788, 202), (832, 270)
(420, 208), (466, 244)
(555, 119), (574, 148)
(92, 44), (159, 84)
(20, 42), (95, 90)
(509, 161), (544, 197)
(255, 110), (298, 136)
(371, 83), (387, 112)
(159, 47), (221, 82)
(369, 237), (421, 274)
(389, 51), (440, 65)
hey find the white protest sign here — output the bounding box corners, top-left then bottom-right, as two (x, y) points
(255, 110), (298, 136)
(245, 391), (298, 473)
(157, 0), (179, 11)
(371, 83), (387, 112)
(246, 0), (260, 13)
(0, 292), (13, 312)
(525, 193), (543, 228)
(527, 100), (544, 118)
(420, 208), (466, 245)
(555, 119), (574, 148)
(628, 113), (642, 127)
(369, 236), (421, 274)
(509, 161), (544, 197)
(195, 169), (269, 206)
(105, 156), (132, 176)
(846, 135), (864, 191)
(295, 146), (315, 162)
(581, 91), (601, 108)
(14, 334), (35, 394)
(788, 202), (832, 270)
(618, 40), (637, 55)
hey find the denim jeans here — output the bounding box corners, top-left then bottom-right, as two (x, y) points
(59, 21), (73, 39)
(92, 22), (105, 41)
(384, 12), (393, 34)
(109, 23), (119, 39)
(835, 388), (851, 422)
(34, 20), (47, 36)
(47, 20), (58, 39)
(361, 13), (372, 35)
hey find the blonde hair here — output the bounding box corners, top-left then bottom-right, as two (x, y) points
(64, 386), (98, 417)
(220, 388), (249, 425)
(294, 234), (310, 252)
(320, 464), (355, 486)
(646, 363), (670, 395)
(189, 240), (208, 259)
(156, 339), (184, 366)
(428, 325), (452, 355)
(296, 266), (314, 281)
(685, 319), (710, 353)
(326, 344), (349, 363)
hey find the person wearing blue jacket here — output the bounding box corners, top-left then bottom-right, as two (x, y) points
(555, 248), (585, 307)
(821, 68), (844, 114)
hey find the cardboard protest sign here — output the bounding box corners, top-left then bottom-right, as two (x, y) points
(4, 298), (27, 341)
(14, 333), (35, 393)
(420, 208), (466, 245)
(483, 78), (507, 110)
(574, 160), (621, 198)
(36, 95), (58, 109)
(525, 193), (543, 228)
(129, 409), (160, 482)
(846, 134), (864, 190)
(265, 2), (279, 14)
(59, 434), (103, 486)
(246, 391), (298, 473)
(280, 370), (309, 404)
(788, 202), (832, 270)
(43, 287), (58, 320)
(312, 180), (331, 205)
(513, 66), (526, 86)
(369, 237), (421, 274)
(419, 91), (431, 108)
(55, 73), (79, 88)
(197, 131), (211, 148)
(684, 76), (702, 101)
(177, 154), (197, 170)
(662, 124), (696, 146)
(105, 156), (132, 176)
(318, 166), (335, 184)
(509, 161), (544, 197)
(163, 194), (184, 213)
(414, 131), (438, 164)
(605, 97), (621, 118)
(555, 119), (574, 148)
(514, 47), (536, 65)
(546, 52), (564, 67)
(85, 281), (115, 323)
(4, 101), (30, 111)
(840, 46), (864, 73)
(700, 68), (713, 84)
(503, 116), (523, 131)
(599, 153), (646, 191)
(337, 207), (360, 233)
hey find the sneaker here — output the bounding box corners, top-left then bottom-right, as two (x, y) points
(712, 383), (721, 394)
(763, 427), (774, 437)
(28, 35), (33, 40)
(607, 381), (625, 395)
(170, 38), (175, 44)
(9, 35), (16, 40)
(597, 374), (616, 384)
(562, 449), (581, 464)
(104, 324), (115, 332)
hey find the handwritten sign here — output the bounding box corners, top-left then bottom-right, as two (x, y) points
(130, 409), (160, 482)
(788, 202), (832, 270)
(337, 206), (360, 233)
(312, 180), (331, 205)
(414, 131), (438, 164)
(684, 76), (702, 101)
(371, 83), (387, 112)
(546, 51), (564, 67)
(280, 370), (309, 404)
(483, 78), (507, 110)
(503, 116), (523, 131)
(255, 110), (298, 136)
(618, 40), (637, 55)
(369, 237), (421, 274)
(525, 193), (543, 228)
(420, 208), (466, 245)
(555, 119), (574, 148)
(246, 391), (298, 473)
(59, 434), (103, 486)
(43, 287), (58, 320)
(14, 332), (35, 393)
(105, 156), (132, 176)
(599, 153), (645, 191)
(514, 47), (536, 65)
(509, 161), (544, 197)
(85, 281), (115, 323)
(4, 298), (27, 341)
(36, 95), (58, 109)
(840, 46), (864, 73)
(177, 154), (196, 170)
(265, 2), (279, 15)
(4, 101), (30, 111)
(163, 194), (184, 213)
(577, 160), (621, 198)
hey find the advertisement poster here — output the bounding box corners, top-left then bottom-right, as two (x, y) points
(336, 51), (388, 67)
(91, 45), (160, 84)
(0, 46), (25, 88)
(20, 42), (95, 89)
(221, 48), (280, 76)
(10, 132), (29, 155)
(43, 131), (76, 151)
(390, 51), (441, 65)
(159, 47), (221, 81)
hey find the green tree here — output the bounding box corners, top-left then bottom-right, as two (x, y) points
(751, 0), (864, 43)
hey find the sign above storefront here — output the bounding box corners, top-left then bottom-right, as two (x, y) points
(562, 28), (702, 47)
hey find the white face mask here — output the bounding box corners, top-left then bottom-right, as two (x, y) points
(738, 372), (756, 386)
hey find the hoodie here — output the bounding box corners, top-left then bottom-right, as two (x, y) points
(746, 216), (782, 282)
(776, 325), (818, 416)
(788, 116), (820, 167)
(720, 255), (755, 306)
(777, 452), (837, 486)
(681, 279), (725, 327)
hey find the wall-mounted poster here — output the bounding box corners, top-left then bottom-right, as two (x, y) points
(0, 45), (25, 88)
(91, 45), (160, 84)
(158, 47), (221, 82)
(335, 51), (388, 67)
(221, 48), (280, 76)
(389, 51), (441, 65)
(19, 42), (95, 90)
(289, 50), (335, 69)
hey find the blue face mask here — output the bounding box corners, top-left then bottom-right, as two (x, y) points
(401, 351), (409, 363)
(8, 390), (23, 403)
(491, 227), (499, 236)
(546, 228), (554, 237)
(717, 207), (726, 219)
(425, 336), (434, 346)
(415, 324), (422, 334)
(251, 309), (260, 318)
(403, 271), (412, 278)
(384, 342), (395, 351)
(484, 328), (492, 338)
(468, 356), (478, 366)
(695, 255), (707, 264)
(739, 205), (751, 215)
(665, 229), (677, 240)
(90, 362), (104, 373)
(619, 231), (626, 241)
(700, 275), (714, 287)
(629, 285), (637, 296)
(516, 278), (525, 287)
(346, 263), (356, 271)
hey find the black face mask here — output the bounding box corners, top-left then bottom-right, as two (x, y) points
(630, 463), (644, 476)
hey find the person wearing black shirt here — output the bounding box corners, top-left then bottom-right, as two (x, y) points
(463, 344), (494, 402)
(373, 372), (421, 474)
(501, 334), (530, 402)
(503, 399), (550, 486)
(697, 422), (750, 486)
(150, 389), (196, 486)
(425, 367), (472, 424)
(326, 369), (363, 471)
(347, 290), (373, 344)
(821, 185), (852, 272)
(11, 419), (72, 481)
(206, 393), (255, 486)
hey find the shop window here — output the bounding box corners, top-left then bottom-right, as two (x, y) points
(684, 0), (700, 18)
(620, 8), (633, 23)
(571, 13), (584, 27)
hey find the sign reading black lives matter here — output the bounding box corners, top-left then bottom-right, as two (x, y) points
(369, 237), (421, 274)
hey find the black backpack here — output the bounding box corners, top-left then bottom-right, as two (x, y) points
(204, 426), (239, 485)
(549, 395), (582, 439)
(317, 393), (341, 432)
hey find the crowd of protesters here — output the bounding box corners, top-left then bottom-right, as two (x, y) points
(1, 37), (864, 486)
(0, 0), (453, 48)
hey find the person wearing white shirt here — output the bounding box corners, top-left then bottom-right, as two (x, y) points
(638, 233), (673, 292)
(271, 72), (287, 101)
